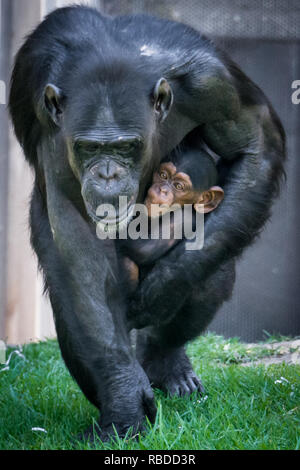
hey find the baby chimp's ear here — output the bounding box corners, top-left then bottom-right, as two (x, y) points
(194, 186), (224, 214)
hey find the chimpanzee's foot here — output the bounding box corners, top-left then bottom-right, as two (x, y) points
(136, 340), (205, 397)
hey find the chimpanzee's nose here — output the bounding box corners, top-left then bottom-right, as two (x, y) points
(98, 161), (119, 180)
(160, 186), (169, 195)
(91, 160), (120, 181)
(98, 169), (117, 181)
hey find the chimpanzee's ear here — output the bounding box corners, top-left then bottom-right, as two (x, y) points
(153, 78), (173, 122)
(44, 84), (65, 126)
(194, 186), (224, 214)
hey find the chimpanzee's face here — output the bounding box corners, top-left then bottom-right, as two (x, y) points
(68, 136), (145, 227)
(43, 74), (173, 228)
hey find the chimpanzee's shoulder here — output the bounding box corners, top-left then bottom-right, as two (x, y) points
(107, 13), (224, 79)
(110, 13), (215, 55)
(28, 7), (217, 59)
(20, 6), (226, 83)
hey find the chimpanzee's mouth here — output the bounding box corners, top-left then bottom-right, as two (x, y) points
(85, 197), (136, 231)
(98, 203), (136, 231)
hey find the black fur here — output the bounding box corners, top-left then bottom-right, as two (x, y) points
(9, 6), (285, 441)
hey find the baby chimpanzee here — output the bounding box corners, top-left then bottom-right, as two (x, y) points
(120, 148), (224, 291)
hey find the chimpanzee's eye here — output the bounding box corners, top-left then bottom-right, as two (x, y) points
(160, 171), (168, 180)
(84, 143), (100, 154)
(174, 181), (185, 191)
(75, 142), (99, 155)
(121, 143), (132, 152)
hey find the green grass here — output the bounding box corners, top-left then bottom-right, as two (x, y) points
(0, 334), (299, 450)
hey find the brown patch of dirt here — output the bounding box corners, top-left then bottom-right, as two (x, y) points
(241, 340), (300, 367)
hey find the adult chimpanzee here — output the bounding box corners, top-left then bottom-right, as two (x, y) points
(121, 148), (224, 292)
(9, 6), (285, 440)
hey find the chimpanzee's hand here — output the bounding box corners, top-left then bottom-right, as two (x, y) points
(80, 360), (156, 444)
(128, 260), (190, 329)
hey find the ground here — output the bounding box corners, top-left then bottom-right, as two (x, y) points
(0, 333), (299, 450)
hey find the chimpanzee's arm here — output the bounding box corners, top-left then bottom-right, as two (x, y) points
(35, 137), (156, 437)
(128, 63), (285, 329)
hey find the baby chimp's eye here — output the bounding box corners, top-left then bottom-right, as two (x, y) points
(160, 171), (168, 180)
(174, 182), (185, 191)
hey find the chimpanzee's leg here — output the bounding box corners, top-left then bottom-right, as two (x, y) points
(135, 260), (235, 396)
(31, 144), (156, 441)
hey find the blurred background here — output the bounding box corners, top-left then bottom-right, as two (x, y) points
(0, 0), (299, 344)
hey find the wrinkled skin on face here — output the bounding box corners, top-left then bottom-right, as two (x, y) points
(70, 139), (143, 226)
